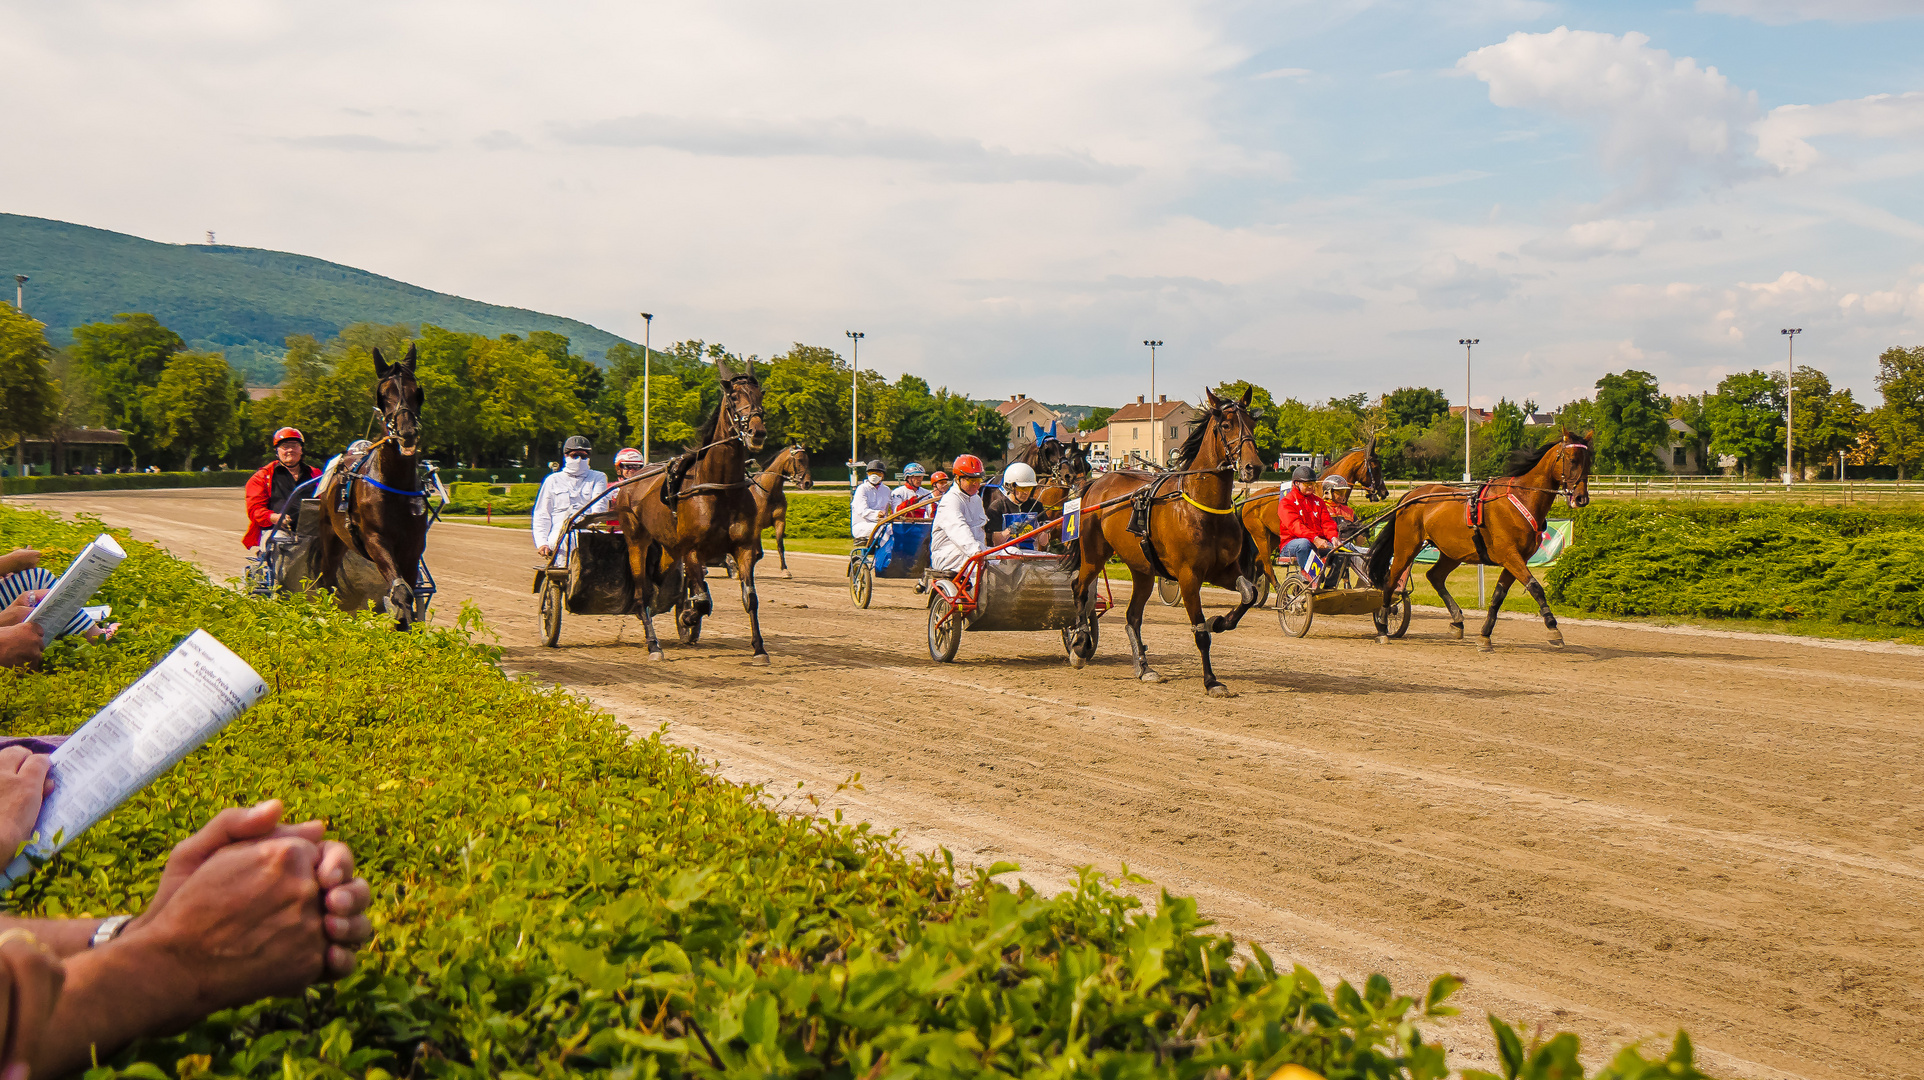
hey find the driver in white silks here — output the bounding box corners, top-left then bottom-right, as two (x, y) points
(532, 435), (608, 560)
(929, 454), (989, 573)
(849, 458), (893, 540)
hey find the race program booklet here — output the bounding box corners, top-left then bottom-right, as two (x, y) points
(1, 630), (267, 885)
(24, 533), (125, 644)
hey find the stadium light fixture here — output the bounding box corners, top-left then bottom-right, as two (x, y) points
(847, 331), (865, 487)
(1782, 328), (1801, 485)
(640, 313), (653, 463)
(1143, 340), (1163, 465)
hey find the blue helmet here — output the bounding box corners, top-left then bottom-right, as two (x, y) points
(902, 462), (926, 477)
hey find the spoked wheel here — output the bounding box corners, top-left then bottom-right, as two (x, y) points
(1277, 576), (1313, 638)
(1061, 617), (1100, 661)
(850, 560), (874, 608)
(1375, 586), (1413, 639)
(675, 595), (702, 644)
(539, 579), (563, 647)
(1157, 577), (1181, 606)
(928, 592), (962, 663)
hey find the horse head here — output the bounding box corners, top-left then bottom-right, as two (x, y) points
(1560, 429), (1594, 508)
(787, 444), (813, 489)
(372, 344), (424, 456)
(714, 357), (768, 452)
(1362, 433), (1388, 501)
(1200, 385), (1265, 483)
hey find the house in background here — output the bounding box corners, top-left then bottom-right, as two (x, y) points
(1079, 425), (1111, 463)
(995, 394), (1063, 459)
(1105, 395), (1199, 467)
(1660, 418), (1702, 474)
(7, 427), (133, 475)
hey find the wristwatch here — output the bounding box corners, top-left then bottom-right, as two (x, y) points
(89, 914), (133, 948)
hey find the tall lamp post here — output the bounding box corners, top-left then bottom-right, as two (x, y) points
(1143, 340), (1162, 466)
(1781, 328), (1801, 485)
(846, 331), (865, 486)
(1458, 338), (1481, 607)
(640, 312), (653, 463)
(13, 275), (25, 313)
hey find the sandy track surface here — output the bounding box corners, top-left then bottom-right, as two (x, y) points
(16, 488), (1922, 1080)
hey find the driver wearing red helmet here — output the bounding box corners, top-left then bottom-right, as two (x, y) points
(613, 447), (647, 481)
(243, 427), (318, 548)
(930, 455), (989, 572)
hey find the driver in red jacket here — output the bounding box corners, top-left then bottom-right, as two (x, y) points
(243, 428), (318, 548)
(1277, 465), (1338, 582)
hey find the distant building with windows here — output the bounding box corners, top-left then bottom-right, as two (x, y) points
(994, 394), (1063, 458)
(1105, 395), (1199, 468)
(1661, 418), (1702, 474)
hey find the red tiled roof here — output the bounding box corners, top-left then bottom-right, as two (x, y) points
(1107, 399), (1190, 423)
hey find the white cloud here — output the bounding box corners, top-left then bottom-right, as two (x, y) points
(1254, 67), (1311, 80)
(1521, 219), (1656, 260)
(1696, 0), (1924, 24)
(1457, 27), (1758, 205)
(1737, 270), (1832, 309)
(1394, 254), (1518, 308)
(1754, 92), (1924, 173)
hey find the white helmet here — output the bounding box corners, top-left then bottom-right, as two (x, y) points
(1002, 462), (1038, 488)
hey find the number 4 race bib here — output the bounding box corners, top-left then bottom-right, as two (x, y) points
(1062, 498), (1081, 542)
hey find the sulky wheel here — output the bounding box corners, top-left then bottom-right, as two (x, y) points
(928, 592), (962, 663)
(850, 560), (874, 609)
(1157, 577), (1181, 607)
(1376, 585), (1413, 639)
(1277, 576), (1314, 638)
(539, 579), (563, 647)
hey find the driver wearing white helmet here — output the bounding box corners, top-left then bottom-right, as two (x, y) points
(982, 462), (1051, 546)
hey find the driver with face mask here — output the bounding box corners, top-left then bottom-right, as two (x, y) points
(849, 458), (893, 539)
(532, 436), (608, 559)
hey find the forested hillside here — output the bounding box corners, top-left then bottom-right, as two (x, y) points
(0, 213), (633, 384)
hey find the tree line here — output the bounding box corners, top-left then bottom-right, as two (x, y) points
(0, 310), (1012, 471)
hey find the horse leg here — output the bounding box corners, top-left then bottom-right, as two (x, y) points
(738, 545), (769, 664)
(1503, 561), (1562, 648)
(690, 555), (714, 617)
(1181, 574), (1230, 698)
(1427, 555), (1466, 639)
(1066, 528), (1112, 670)
(631, 540), (665, 660)
(1204, 558), (1261, 634)
(1123, 569), (1161, 683)
(775, 516), (791, 578)
(360, 534), (414, 630)
(1477, 568), (1516, 652)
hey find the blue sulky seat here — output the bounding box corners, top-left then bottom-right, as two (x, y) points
(872, 521), (932, 578)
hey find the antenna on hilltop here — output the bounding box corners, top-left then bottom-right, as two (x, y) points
(206, 231), (216, 245)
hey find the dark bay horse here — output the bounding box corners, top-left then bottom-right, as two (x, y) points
(1367, 430), (1592, 651)
(312, 345), (430, 629)
(751, 444), (811, 578)
(1063, 388), (1267, 696)
(1238, 436), (1387, 598)
(613, 358), (770, 662)
(1015, 434), (1093, 514)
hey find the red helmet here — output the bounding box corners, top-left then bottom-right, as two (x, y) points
(950, 454), (985, 478)
(272, 427), (304, 446)
(930, 470), (950, 483)
(614, 447), (645, 467)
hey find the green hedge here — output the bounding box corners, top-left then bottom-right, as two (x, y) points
(0, 471), (252, 495)
(0, 505), (1704, 1079)
(783, 492), (854, 539)
(442, 482), (541, 516)
(1548, 502), (1924, 626)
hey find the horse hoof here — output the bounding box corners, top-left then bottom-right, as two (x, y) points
(1139, 671), (1165, 684)
(648, 651), (665, 662)
(1450, 625), (1464, 640)
(1069, 654), (1086, 670)
(782, 571), (793, 580)
(1477, 638), (1494, 653)
(1547, 631), (1565, 648)
(749, 653), (770, 667)
(1377, 634), (1390, 645)
(1206, 683), (1232, 698)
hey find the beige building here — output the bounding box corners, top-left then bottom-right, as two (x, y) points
(994, 394), (1064, 458)
(1105, 395), (1199, 468)
(1079, 425), (1110, 461)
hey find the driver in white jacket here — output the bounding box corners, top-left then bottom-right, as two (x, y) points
(849, 458), (893, 539)
(930, 454), (989, 573)
(532, 436), (609, 559)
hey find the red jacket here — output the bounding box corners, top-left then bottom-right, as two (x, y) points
(244, 459), (318, 548)
(1278, 487), (1339, 543)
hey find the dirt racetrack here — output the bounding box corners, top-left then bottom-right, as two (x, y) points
(16, 487), (1924, 1079)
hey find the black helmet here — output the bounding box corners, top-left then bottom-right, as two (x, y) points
(563, 436), (592, 453)
(865, 458), (886, 473)
(1291, 465), (1316, 483)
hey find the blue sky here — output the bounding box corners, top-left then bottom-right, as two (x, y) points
(2, 0), (1922, 410)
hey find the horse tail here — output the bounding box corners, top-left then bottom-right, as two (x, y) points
(1367, 503), (1398, 588)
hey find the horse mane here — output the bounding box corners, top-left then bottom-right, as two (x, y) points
(1170, 409), (1213, 468)
(1501, 437), (1560, 477)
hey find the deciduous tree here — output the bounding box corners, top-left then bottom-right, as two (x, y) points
(1592, 369), (1670, 473)
(0, 305), (56, 472)
(146, 350), (240, 470)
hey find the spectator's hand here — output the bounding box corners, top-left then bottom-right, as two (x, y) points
(0, 551), (39, 578)
(0, 626), (45, 671)
(315, 841), (372, 977)
(0, 591), (48, 630)
(537, 545), (553, 558)
(0, 749), (53, 858)
(0, 927), (64, 1077)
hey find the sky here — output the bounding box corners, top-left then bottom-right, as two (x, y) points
(3, 0), (1923, 410)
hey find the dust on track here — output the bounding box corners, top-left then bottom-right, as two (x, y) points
(18, 488), (1922, 1080)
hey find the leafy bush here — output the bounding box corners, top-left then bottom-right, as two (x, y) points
(0, 470), (250, 495)
(783, 492), (854, 539)
(441, 482), (540, 516)
(1547, 502), (1924, 626)
(0, 504), (1706, 1078)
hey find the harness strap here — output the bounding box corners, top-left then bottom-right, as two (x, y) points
(1505, 491), (1539, 531)
(1181, 491), (1236, 515)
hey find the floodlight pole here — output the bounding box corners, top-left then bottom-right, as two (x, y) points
(13, 275), (25, 313)
(1143, 340), (1162, 465)
(640, 312), (653, 463)
(847, 331), (865, 487)
(1459, 338), (1481, 606)
(1782, 328), (1801, 485)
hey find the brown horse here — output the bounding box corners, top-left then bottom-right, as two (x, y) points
(1238, 435), (1387, 598)
(1063, 387), (1267, 696)
(751, 444), (812, 578)
(613, 358), (770, 662)
(1022, 435), (1094, 517)
(1366, 430), (1592, 651)
(312, 345), (430, 629)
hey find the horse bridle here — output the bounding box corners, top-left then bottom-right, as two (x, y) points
(720, 376), (765, 445)
(375, 373), (420, 443)
(1556, 441), (1591, 503)
(1205, 402), (1261, 476)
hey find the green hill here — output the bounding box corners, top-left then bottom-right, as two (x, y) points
(0, 213), (635, 385)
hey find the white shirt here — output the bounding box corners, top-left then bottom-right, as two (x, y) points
(531, 468), (609, 553)
(890, 483), (933, 519)
(850, 477), (893, 538)
(930, 485), (987, 572)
